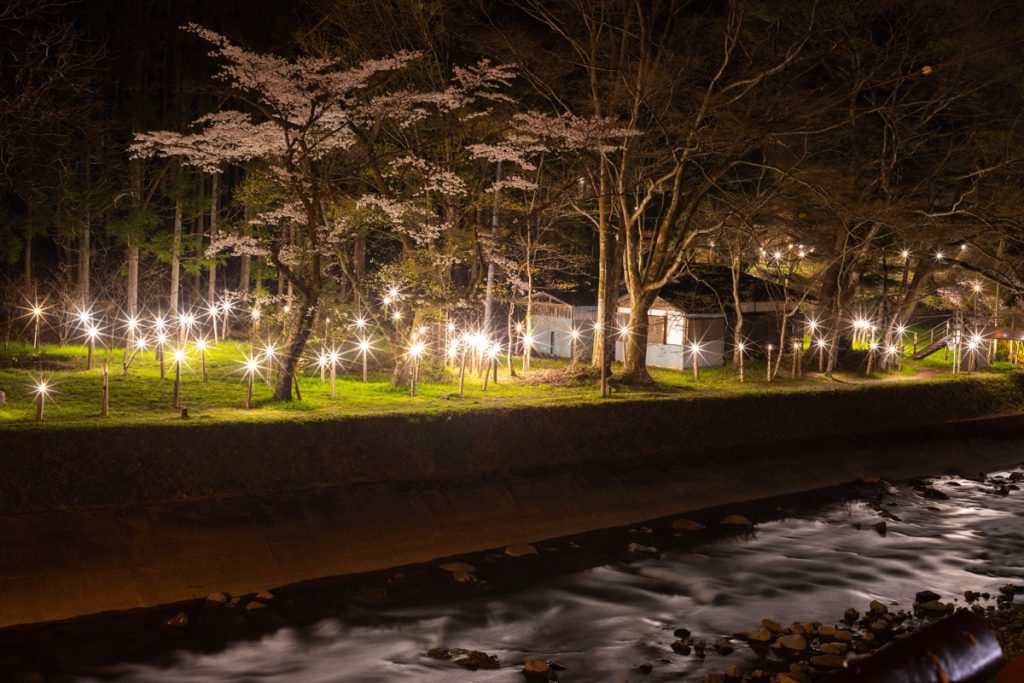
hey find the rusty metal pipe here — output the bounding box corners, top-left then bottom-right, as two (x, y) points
(823, 610), (1004, 683)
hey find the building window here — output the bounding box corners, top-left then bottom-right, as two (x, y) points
(648, 314), (667, 345)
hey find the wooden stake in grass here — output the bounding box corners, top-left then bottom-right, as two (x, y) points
(263, 343), (276, 387)
(737, 342), (745, 383)
(34, 380), (48, 421)
(85, 324), (99, 370)
(329, 350), (338, 399)
(691, 342), (700, 381)
(31, 304), (43, 349)
(409, 341), (425, 397)
(101, 361), (109, 418)
(358, 339), (370, 382)
(171, 348), (185, 409)
(569, 328), (580, 369)
(196, 338), (208, 382)
(791, 341), (801, 378)
(458, 345), (467, 395)
(766, 344), (773, 383)
(244, 358), (258, 409)
(816, 338), (826, 373)
(866, 341), (877, 375)
(157, 333), (167, 380)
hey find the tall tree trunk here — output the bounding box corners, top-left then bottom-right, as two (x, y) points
(128, 159), (143, 316)
(273, 291), (319, 401)
(591, 164), (617, 373)
(78, 214), (90, 306)
(729, 250), (744, 366)
(207, 172), (219, 303)
(483, 160), (501, 330)
(23, 233), (32, 289)
(170, 198), (182, 313)
(127, 241), (140, 316)
(621, 290), (658, 383)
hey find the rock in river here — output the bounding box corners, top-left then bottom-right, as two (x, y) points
(720, 514), (754, 528)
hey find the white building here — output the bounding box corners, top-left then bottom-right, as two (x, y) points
(524, 290), (598, 360)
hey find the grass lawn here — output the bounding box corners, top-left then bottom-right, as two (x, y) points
(0, 337), (996, 431)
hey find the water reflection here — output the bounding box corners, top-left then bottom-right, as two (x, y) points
(82, 470), (1024, 682)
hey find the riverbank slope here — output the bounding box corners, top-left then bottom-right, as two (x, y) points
(2, 375), (1023, 628)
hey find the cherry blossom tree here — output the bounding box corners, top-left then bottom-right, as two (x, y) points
(133, 25), (521, 398)
(132, 25), (433, 400)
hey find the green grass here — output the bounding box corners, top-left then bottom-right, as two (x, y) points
(0, 338), (1002, 431)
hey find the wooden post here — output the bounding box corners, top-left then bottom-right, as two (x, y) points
(411, 355), (419, 397)
(818, 341), (825, 373)
(866, 344), (875, 376)
(570, 333), (577, 369)
(362, 348), (368, 382)
(458, 348), (467, 395)
(246, 370), (253, 409)
(329, 359), (336, 398)
(766, 345), (773, 383)
(265, 351), (272, 386)
(172, 357), (181, 409)
(87, 336), (94, 370)
(692, 345), (699, 381)
(33, 315), (40, 349)
(101, 361), (109, 417)
(36, 389), (44, 421)
(200, 347), (207, 382)
(738, 347), (744, 383)
(913, 332), (918, 355)
(158, 341), (165, 380)
(492, 354), (498, 384)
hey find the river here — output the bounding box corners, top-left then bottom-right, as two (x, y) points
(15, 465), (1024, 682)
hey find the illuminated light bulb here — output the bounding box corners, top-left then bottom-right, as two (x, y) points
(283, 305), (291, 313)
(329, 350), (340, 364)
(523, 333), (535, 348)
(35, 381), (49, 396)
(173, 349), (186, 364)
(570, 329), (581, 340)
(409, 341), (425, 358)
(359, 339), (371, 353)
(196, 339), (207, 351)
(245, 358), (259, 374)
(32, 306), (43, 318)
(935, 251), (944, 261)
(392, 310), (402, 321)
(901, 249), (910, 260)
(619, 325), (630, 337)
(388, 286), (400, 299)
(251, 308), (261, 320)
(355, 317), (367, 329)
(264, 344), (276, 358)
(446, 322), (455, 332)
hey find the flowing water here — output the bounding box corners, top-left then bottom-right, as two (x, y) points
(58, 467), (1024, 682)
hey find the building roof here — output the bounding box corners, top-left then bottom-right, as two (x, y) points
(621, 265), (793, 315)
(529, 281), (599, 308)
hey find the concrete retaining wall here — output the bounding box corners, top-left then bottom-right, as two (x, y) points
(1, 377), (1023, 628)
